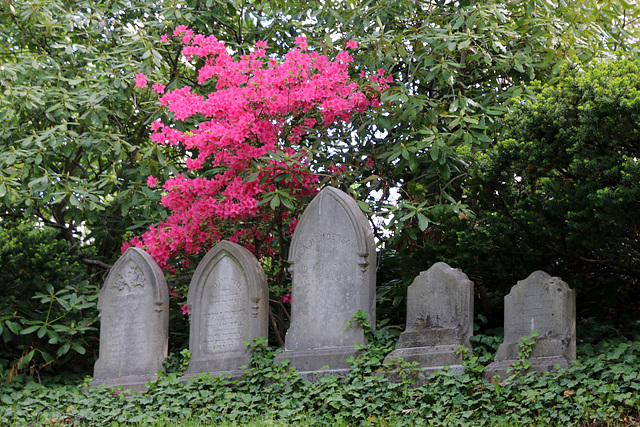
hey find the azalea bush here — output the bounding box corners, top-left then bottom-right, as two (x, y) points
(124, 28), (390, 343)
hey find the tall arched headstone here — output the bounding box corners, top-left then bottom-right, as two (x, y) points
(92, 248), (169, 392)
(485, 271), (576, 379)
(182, 240), (268, 379)
(275, 187), (376, 374)
(384, 262), (474, 376)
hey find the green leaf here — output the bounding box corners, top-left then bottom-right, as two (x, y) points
(71, 341), (86, 355)
(417, 212), (429, 231)
(57, 341), (71, 356)
(280, 196), (294, 210)
(21, 325), (40, 335)
(17, 350), (35, 369)
(37, 325), (48, 338)
(357, 200), (371, 213)
(5, 320), (20, 335)
(269, 194), (280, 210)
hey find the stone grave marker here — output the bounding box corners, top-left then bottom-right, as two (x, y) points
(92, 248), (169, 392)
(182, 240), (268, 379)
(384, 262), (474, 376)
(485, 271), (576, 379)
(274, 186), (376, 375)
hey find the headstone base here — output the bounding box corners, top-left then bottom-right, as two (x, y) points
(383, 344), (467, 368)
(180, 370), (245, 383)
(296, 368), (352, 382)
(274, 346), (361, 372)
(381, 364), (466, 387)
(92, 374), (159, 393)
(484, 356), (573, 380)
(183, 351), (250, 378)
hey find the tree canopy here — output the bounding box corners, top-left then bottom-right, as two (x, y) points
(2, 0), (638, 258)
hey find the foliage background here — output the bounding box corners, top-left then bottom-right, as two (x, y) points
(0, 0), (639, 378)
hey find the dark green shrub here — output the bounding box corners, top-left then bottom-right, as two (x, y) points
(0, 221), (99, 379)
(464, 59), (640, 313)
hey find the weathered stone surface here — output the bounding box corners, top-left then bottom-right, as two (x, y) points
(485, 271), (576, 379)
(92, 248), (169, 392)
(275, 187), (376, 374)
(182, 240), (268, 379)
(384, 262), (474, 375)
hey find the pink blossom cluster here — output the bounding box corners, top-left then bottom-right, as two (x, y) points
(124, 29), (390, 268)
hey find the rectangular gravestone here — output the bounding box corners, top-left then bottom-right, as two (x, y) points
(92, 248), (169, 392)
(485, 271), (576, 379)
(384, 262), (474, 378)
(181, 240), (268, 380)
(274, 187), (376, 376)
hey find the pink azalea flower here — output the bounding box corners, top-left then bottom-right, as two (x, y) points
(134, 73), (147, 88)
(346, 40), (358, 49)
(283, 290), (291, 304)
(152, 83), (166, 94)
(181, 304), (190, 315)
(147, 175), (158, 188)
(173, 25), (188, 37)
(294, 35), (308, 50)
(150, 119), (163, 132)
(160, 34), (168, 42)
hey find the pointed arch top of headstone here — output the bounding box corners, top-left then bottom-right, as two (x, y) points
(98, 247), (168, 310)
(187, 240), (266, 304)
(289, 186), (374, 266)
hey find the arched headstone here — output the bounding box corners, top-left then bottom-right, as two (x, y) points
(384, 262), (474, 376)
(182, 240), (268, 379)
(275, 187), (376, 374)
(92, 248), (169, 392)
(485, 271), (576, 379)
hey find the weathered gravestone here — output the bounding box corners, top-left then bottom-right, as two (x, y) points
(485, 271), (576, 379)
(384, 262), (474, 376)
(92, 248), (169, 392)
(182, 240), (268, 379)
(274, 187), (376, 375)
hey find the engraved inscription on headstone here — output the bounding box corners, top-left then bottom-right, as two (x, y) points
(183, 240), (268, 378)
(92, 248), (169, 392)
(274, 187), (376, 374)
(384, 262), (474, 376)
(485, 271), (576, 379)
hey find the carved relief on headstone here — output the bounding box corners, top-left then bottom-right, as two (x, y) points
(274, 187), (376, 374)
(485, 271), (576, 379)
(182, 240), (268, 379)
(384, 262), (474, 375)
(92, 248), (169, 392)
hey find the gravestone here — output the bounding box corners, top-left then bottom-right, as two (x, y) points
(92, 248), (169, 392)
(182, 240), (268, 379)
(485, 271), (576, 379)
(274, 187), (376, 375)
(384, 262), (474, 376)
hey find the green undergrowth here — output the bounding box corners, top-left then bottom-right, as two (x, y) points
(2, 328), (640, 426)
